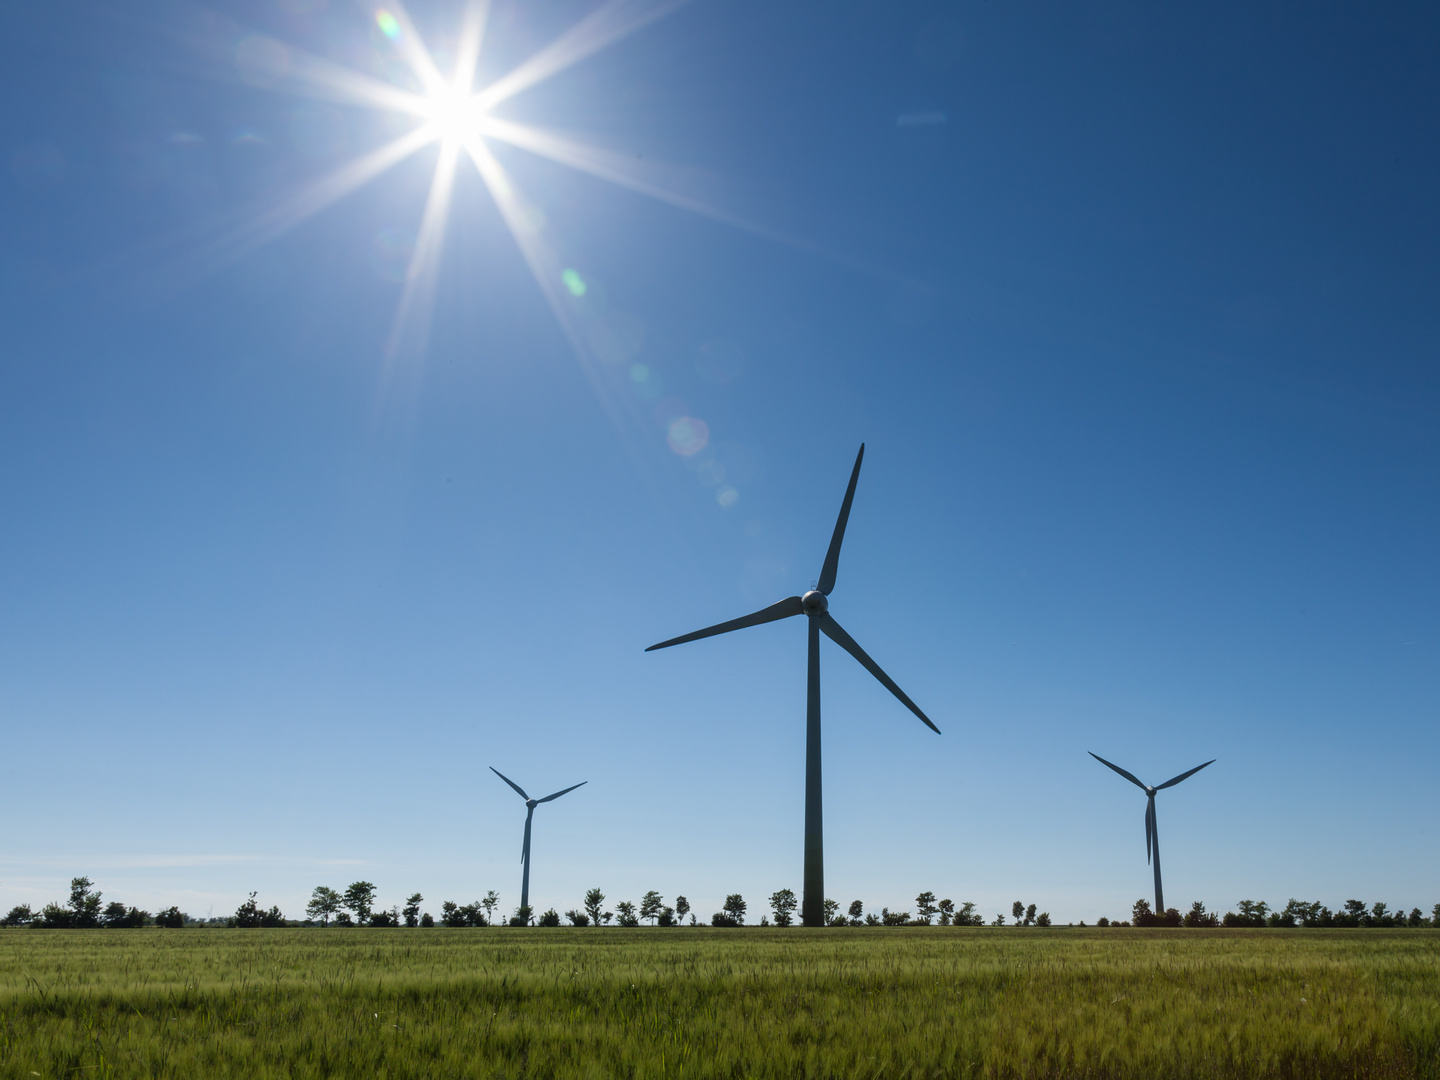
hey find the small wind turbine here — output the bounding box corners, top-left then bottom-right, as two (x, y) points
(1089, 752), (1214, 914)
(647, 444), (939, 927)
(490, 767), (586, 918)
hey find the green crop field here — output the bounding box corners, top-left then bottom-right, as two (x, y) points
(2, 928), (1438, 1079)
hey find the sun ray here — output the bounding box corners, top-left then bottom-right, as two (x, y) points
(472, 0), (691, 113)
(281, 43), (429, 117)
(451, 0), (492, 95)
(374, 1), (449, 95)
(387, 141), (462, 361)
(475, 116), (814, 251)
(462, 136), (632, 432)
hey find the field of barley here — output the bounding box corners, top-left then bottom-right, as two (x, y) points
(1, 927), (1438, 1079)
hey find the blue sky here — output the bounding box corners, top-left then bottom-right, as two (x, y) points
(2, 0), (1437, 925)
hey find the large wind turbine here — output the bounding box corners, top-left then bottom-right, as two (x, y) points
(490, 767), (586, 917)
(1089, 752), (1214, 914)
(647, 444), (939, 927)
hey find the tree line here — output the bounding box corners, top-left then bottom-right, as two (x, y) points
(7, 878), (1437, 931)
(1094, 899), (1440, 928)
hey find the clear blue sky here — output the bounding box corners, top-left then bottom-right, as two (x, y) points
(2, 0), (1437, 925)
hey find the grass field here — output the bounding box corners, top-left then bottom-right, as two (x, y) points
(2, 927), (1438, 1079)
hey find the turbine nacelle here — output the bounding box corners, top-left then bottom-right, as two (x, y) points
(801, 590), (829, 615)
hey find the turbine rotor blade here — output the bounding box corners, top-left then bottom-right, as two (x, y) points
(490, 766), (530, 801)
(816, 445), (864, 596)
(818, 613), (940, 734)
(1088, 752), (1148, 791)
(1145, 796), (1155, 864)
(537, 781), (587, 803)
(1155, 759), (1216, 790)
(521, 806), (533, 863)
(645, 596), (804, 651)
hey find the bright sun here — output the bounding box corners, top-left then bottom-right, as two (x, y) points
(422, 84), (481, 147)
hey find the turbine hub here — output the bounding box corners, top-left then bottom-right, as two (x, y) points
(801, 589), (828, 615)
(1145, 787), (1155, 796)
(526, 799), (537, 808)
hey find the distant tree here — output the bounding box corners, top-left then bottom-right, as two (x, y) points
(403, 894), (423, 928)
(420, 912), (434, 927)
(334, 912), (354, 926)
(915, 892), (938, 925)
(937, 899), (955, 926)
(992, 913), (1005, 927)
(370, 907), (400, 927)
(1369, 902), (1393, 928)
(1011, 900), (1024, 924)
(1096, 917), (1111, 927)
(101, 903), (148, 928)
(234, 892), (265, 928)
(1432, 903), (1440, 927)
(307, 887), (342, 927)
(952, 902), (982, 927)
(882, 908), (909, 926)
(711, 910), (740, 927)
(1338, 900), (1367, 928)
(342, 882), (377, 926)
(848, 900), (865, 926)
(565, 909), (590, 926)
(482, 891), (500, 926)
(1221, 900), (1268, 928)
(1035, 911), (1052, 927)
(769, 889), (797, 927)
(825, 898), (846, 926)
(603, 912), (613, 925)
(1408, 907), (1423, 927)
(1184, 901), (1219, 928)
(538, 908), (561, 927)
(2, 905), (34, 927)
(864, 912), (882, 926)
(441, 901), (466, 928)
(1024, 903), (1037, 927)
(657, 906), (676, 927)
(584, 889), (606, 927)
(723, 894), (747, 925)
(640, 891), (664, 926)
(1131, 899), (1157, 926)
(154, 906), (184, 929)
(68, 878), (103, 928)
(510, 905), (533, 927)
(615, 901), (639, 928)
(675, 896), (690, 923)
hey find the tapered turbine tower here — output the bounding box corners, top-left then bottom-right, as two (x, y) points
(490, 767), (586, 916)
(647, 445), (939, 927)
(1089, 752), (1214, 914)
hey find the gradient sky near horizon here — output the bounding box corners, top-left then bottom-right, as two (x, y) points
(2, 0), (1437, 926)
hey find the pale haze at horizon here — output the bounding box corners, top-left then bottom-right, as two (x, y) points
(1, 0), (1437, 924)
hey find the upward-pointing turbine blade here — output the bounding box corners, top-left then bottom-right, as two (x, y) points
(1155, 759), (1216, 790)
(645, 596), (804, 651)
(817, 445), (864, 596)
(818, 613), (940, 733)
(1088, 752), (1148, 792)
(537, 781), (587, 803)
(490, 766), (530, 801)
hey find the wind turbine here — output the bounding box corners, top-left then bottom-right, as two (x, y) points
(490, 767), (586, 918)
(1088, 752), (1214, 914)
(646, 444), (939, 927)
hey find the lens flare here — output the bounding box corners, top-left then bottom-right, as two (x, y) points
(375, 10), (401, 40)
(561, 268), (587, 296)
(666, 417), (709, 457)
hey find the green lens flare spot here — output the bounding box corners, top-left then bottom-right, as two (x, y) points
(376, 10), (401, 40)
(561, 269), (587, 296)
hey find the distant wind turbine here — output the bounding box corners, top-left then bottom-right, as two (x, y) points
(1089, 752), (1214, 914)
(490, 767), (586, 917)
(647, 444), (939, 927)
